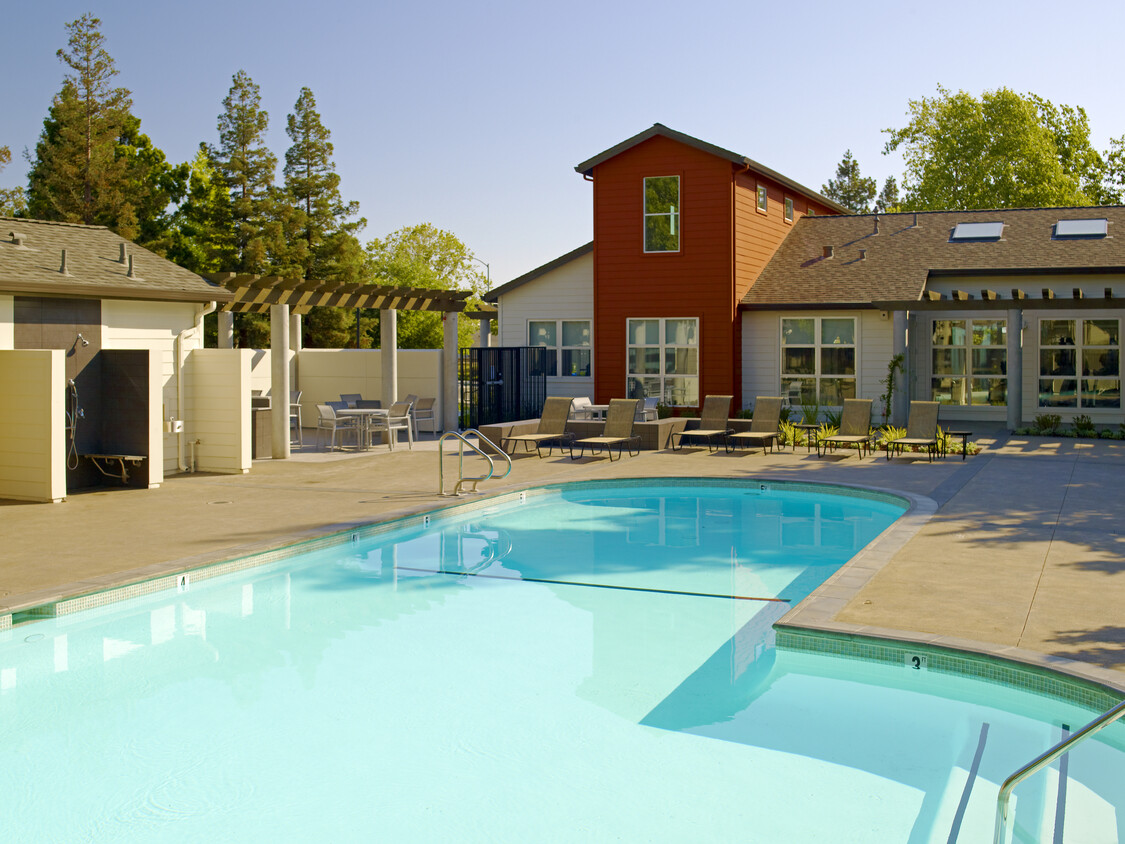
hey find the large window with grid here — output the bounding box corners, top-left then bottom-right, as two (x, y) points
(1039, 318), (1120, 408)
(643, 176), (680, 253)
(931, 319), (1007, 406)
(781, 317), (856, 405)
(528, 320), (591, 377)
(627, 317), (698, 406)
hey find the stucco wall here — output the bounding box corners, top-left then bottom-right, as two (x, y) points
(496, 250), (594, 399)
(0, 349), (65, 502)
(296, 349), (443, 426)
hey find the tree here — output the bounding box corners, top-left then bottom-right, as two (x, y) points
(883, 86), (1105, 210)
(0, 146), (27, 215)
(165, 147), (235, 274)
(365, 224), (487, 349)
(822, 150), (876, 213)
(874, 176), (900, 214)
(280, 87), (367, 348)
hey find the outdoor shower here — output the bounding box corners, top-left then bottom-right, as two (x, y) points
(65, 378), (82, 470)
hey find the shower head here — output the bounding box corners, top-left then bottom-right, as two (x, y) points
(76, 333), (89, 347)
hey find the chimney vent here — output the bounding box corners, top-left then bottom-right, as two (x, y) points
(9, 231), (26, 248)
(873, 215), (880, 234)
(119, 243), (127, 264)
(59, 249), (71, 276)
(912, 212), (918, 227)
(858, 249), (867, 261)
(127, 254), (138, 279)
(823, 245), (834, 259)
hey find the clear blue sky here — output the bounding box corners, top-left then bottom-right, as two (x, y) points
(4, 0), (1125, 287)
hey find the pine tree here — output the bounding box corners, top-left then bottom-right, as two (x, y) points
(874, 176), (901, 214)
(822, 150), (877, 214)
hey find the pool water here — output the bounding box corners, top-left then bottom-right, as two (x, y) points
(0, 482), (1120, 842)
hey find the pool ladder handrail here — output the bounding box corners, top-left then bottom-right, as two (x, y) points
(438, 429), (512, 496)
(993, 696), (1125, 843)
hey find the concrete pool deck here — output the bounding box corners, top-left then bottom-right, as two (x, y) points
(2, 426), (1123, 695)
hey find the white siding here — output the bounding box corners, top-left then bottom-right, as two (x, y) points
(495, 251), (594, 398)
(0, 349), (65, 502)
(741, 309), (894, 417)
(189, 349), (251, 474)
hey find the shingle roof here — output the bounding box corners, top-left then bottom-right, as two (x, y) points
(574, 123), (851, 215)
(0, 217), (231, 303)
(742, 206), (1125, 308)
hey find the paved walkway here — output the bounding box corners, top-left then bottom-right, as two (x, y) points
(2, 429), (1123, 692)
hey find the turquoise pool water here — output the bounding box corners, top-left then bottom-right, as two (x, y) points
(0, 481), (1120, 842)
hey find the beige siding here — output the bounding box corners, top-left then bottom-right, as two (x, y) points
(296, 349), (444, 425)
(0, 349), (66, 502)
(188, 349), (251, 473)
(0, 296), (13, 350)
(496, 251), (594, 398)
(741, 309), (893, 416)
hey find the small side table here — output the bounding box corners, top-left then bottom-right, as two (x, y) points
(794, 423), (820, 453)
(946, 430), (972, 460)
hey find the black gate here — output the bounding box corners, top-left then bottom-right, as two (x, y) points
(459, 346), (548, 428)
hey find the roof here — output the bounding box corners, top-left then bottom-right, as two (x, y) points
(484, 241), (593, 302)
(742, 206), (1125, 309)
(0, 218), (231, 304)
(574, 124), (851, 215)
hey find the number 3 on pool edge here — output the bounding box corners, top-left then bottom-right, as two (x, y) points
(906, 654), (928, 671)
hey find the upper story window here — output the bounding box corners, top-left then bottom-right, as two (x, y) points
(784, 197), (794, 223)
(529, 319), (591, 377)
(756, 184), (768, 214)
(644, 176), (680, 252)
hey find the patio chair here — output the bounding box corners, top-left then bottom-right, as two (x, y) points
(817, 398), (873, 458)
(570, 396), (595, 420)
(885, 401), (940, 462)
(290, 390), (303, 446)
(340, 393), (363, 408)
(671, 395), (733, 452)
(413, 397), (438, 435)
(403, 394), (419, 440)
(382, 400), (414, 450)
(501, 396), (576, 457)
(569, 398), (641, 461)
(637, 396), (659, 422)
(315, 404), (359, 452)
(726, 397), (783, 454)
(356, 399), (382, 409)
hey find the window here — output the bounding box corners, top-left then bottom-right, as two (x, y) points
(931, 319), (1007, 406)
(781, 317), (856, 405)
(644, 176), (679, 252)
(756, 184), (768, 213)
(627, 317), (698, 406)
(950, 221), (1004, 241)
(1055, 218), (1107, 238)
(1039, 318), (1119, 408)
(807, 207), (815, 217)
(784, 197), (794, 223)
(528, 319), (591, 377)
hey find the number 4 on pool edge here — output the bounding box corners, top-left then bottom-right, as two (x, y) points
(906, 654), (928, 671)
(176, 574), (190, 594)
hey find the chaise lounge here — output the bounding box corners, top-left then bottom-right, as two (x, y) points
(817, 398), (874, 458)
(726, 396), (783, 454)
(670, 395), (733, 452)
(885, 400), (940, 462)
(500, 396), (576, 457)
(569, 398), (641, 460)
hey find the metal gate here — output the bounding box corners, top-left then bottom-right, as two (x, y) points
(459, 346), (548, 428)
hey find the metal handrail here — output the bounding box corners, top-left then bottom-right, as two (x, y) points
(438, 429), (512, 496)
(994, 697), (1125, 843)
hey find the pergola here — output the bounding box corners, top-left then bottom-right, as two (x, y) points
(206, 273), (473, 459)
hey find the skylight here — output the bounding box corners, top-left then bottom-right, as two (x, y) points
(950, 221), (1004, 241)
(1055, 218), (1107, 238)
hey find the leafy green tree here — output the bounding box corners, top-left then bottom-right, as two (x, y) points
(1106, 135), (1125, 205)
(165, 147), (235, 273)
(0, 146), (27, 215)
(822, 150), (876, 213)
(874, 176), (900, 214)
(366, 224), (487, 349)
(884, 86), (1102, 210)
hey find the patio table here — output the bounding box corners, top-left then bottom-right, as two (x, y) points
(584, 404), (609, 420)
(337, 407), (391, 450)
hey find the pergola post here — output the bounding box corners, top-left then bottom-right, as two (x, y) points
(270, 304), (291, 459)
(381, 309), (398, 408)
(892, 310), (909, 426)
(218, 311), (234, 349)
(442, 312), (459, 432)
(476, 315), (493, 347)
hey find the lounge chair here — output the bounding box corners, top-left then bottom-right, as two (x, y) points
(500, 396), (576, 457)
(726, 397), (783, 454)
(885, 401), (940, 462)
(817, 398), (874, 458)
(671, 395), (733, 452)
(569, 398), (641, 461)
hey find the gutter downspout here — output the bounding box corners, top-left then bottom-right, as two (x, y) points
(176, 301), (217, 472)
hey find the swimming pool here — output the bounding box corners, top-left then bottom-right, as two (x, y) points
(0, 480), (1121, 841)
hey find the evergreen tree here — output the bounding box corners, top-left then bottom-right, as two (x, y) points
(0, 146), (27, 215)
(165, 147), (235, 273)
(874, 176), (900, 214)
(280, 87), (367, 347)
(822, 150), (877, 214)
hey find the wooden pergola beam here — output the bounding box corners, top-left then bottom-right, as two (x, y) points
(206, 273), (472, 314)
